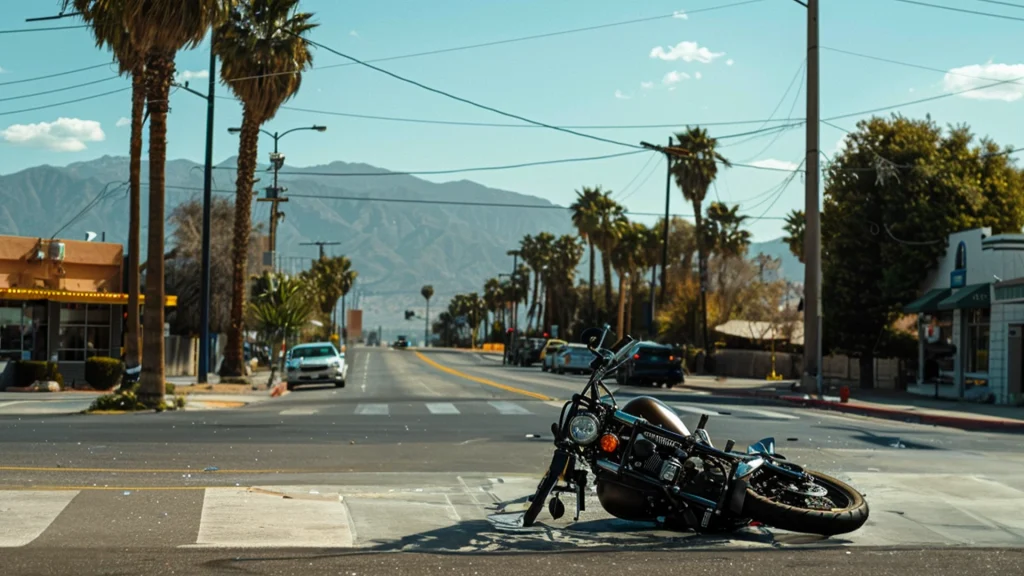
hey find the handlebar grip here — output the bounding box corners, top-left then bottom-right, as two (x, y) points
(697, 414), (709, 430)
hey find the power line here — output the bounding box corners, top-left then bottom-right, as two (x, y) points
(611, 153), (658, 202)
(51, 180), (129, 239)
(890, 0), (1024, 22)
(229, 1), (766, 84)
(618, 155), (665, 204)
(823, 73), (1024, 121)
(160, 183), (790, 221)
(0, 75), (119, 103)
(725, 60), (805, 150)
(822, 46), (1024, 86)
(277, 104), (804, 130)
(292, 35), (641, 151)
(0, 87), (129, 117)
(0, 24), (88, 35)
(977, 0), (1024, 9)
(0, 62), (111, 87)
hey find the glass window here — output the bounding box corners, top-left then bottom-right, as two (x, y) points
(60, 303), (87, 325)
(57, 303), (112, 362)
(966, 308), (990, 374)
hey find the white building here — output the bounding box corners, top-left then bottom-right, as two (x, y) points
(903, 228), (1024, 405)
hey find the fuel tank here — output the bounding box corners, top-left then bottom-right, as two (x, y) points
(595, 396), (691, 521)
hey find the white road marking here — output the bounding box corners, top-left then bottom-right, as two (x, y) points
(279, 409), (318, 416)
(355, 403), (389, 416)
(672, 404), (721, 416)
(426, 402), (460, 415)
(191, 488), (353, 548)
(0, 490), (79, 547)
(417, 380), (440, 396)
(743, 408), (800, 420)
(488, 401), (531, 415)
(0, 401), (28, 410)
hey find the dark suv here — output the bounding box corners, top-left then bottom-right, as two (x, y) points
(510, 337), (546, 367)
(393, 335), (409, 349)
(614, 341), (684, 388)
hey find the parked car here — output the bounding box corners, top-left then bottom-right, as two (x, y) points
(285, 342), (348, 391)
(549, 343), (593, 375)
(393, 335), (409, 349)
(511, 337), (546, 367)
(538, 338), (567, 371)
(614, 341), (684, 388)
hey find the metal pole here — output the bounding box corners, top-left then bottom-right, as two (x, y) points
(198, 34), (216, 384)
(802, 0), (822, 394)
(268, 135), (281, 270)
(659, 136), (672, 304)
(425, 298), (430, 348)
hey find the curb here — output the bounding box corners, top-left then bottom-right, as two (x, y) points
(683, 384), (1024, 433)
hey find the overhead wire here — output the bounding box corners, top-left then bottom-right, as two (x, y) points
(617, 155), (665, 204)
(228, 0), (767, 84)
(0, 87), (130, 117)
(0, 62), (111, 87)
(890, 0), (1024, 22)
(722, 59), (805, 150)
(0, 75), (119, 103)
(976, 0), (1024, 9)
(51, 180), (130, 239)
(0, 24), (88, 35)
(611, 153), (658, 202)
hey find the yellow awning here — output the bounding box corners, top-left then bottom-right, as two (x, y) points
(0, 288), (177, 307)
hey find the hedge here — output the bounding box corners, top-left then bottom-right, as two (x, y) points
(85, 357), (124, 391)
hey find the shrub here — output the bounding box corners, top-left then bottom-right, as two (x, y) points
(165, 382), (176, 395)
(85, 357), (123, 391)
(14, 360), (63, 389)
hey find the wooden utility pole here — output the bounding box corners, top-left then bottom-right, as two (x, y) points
(300, 241), (341, 261)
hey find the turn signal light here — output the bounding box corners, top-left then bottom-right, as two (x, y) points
(599, 434), (619, 453)
(633, 353), (640, 360)
(669, 355), (675, 361)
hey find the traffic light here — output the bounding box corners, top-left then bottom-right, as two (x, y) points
(543, 332), (549, 338)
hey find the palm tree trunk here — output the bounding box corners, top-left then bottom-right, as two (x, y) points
(528, 270), (539, 333)
(125, 69), (145, 370)
(221, 108), (260, 377)
(139, 51), (174, 406)
(694, 200), (709, 350)
(588, 241), (596, 322)
(625, 274), (634, 336)
(616, 272), (627, 338)
(602, 250), (614, 323)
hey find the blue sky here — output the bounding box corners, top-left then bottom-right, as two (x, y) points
(1, 0), (1022, 241)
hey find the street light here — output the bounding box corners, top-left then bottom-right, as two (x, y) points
(225, 125), (328, 269)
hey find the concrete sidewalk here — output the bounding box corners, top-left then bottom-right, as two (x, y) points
(682, 375), (1024, 433)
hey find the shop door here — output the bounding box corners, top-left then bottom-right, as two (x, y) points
(1009, 325), (1022, 405)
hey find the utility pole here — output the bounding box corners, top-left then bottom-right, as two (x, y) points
(652, 135), (673, 335)
(300, 240), (341, 261)
(198, 30), (217, 384)
(228, 125), (327, 271)
(799, 0), (822, 395)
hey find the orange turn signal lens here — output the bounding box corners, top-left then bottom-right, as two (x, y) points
(599, 434), (619, 453)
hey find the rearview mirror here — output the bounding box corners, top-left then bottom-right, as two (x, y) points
(580, 327), (604, 349)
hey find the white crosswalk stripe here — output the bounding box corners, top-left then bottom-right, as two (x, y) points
(672, 404), (722, 417)
(425, 402), (460, 415)
(0, 490), (79, 547)
(280, 408), (318, 416)
(488, 401), (532, 415)
(742, 408), (799, 420)
(355, 403), (389, 415)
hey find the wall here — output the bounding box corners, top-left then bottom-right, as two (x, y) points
(0, 235), (122, 292)
(920, 228), (991, 293)
(711, 349), (901, 388)
(165, 335), (198, 377)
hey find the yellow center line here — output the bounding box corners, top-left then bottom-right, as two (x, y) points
(0, 466), (323, 474)
(414, 351), (554, 401)
(0, 485), (222, 491)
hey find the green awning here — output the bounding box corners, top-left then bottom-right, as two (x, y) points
(937, 283), (991, 311)
(903, 288), (952, 314)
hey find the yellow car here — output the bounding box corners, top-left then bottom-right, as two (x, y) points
(539, 339), (567, 371)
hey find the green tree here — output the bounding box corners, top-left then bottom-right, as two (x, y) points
(545, 234), (586, 339)
(215, 0), (318, 377)
(421, 285), (434, 346)
(570, 186), (603, 322)
(300, 255), (357, 339)
(783, 209), (805, 263)
(119, 0), (228, 403)
(823, 114), (1024, 387)
(249, 272), (313, 384)
(671, 126), (730, 349)
(64, 0), (146, 370)
(588, 191), (628, 321)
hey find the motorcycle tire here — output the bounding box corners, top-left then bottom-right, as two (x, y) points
(742, 470), (869, 536)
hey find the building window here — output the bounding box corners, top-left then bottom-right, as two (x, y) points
(966, 308), (990, 374)
(58, 303), (110, 361)
(955, 241), (967, 270)
(995, 284), (1024, 301)
(0, 301), (46, 361)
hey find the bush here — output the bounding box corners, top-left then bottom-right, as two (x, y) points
(14, 360), (63, 389)
(88, 383), (176, 412)
(165, 382), (176, 395)
(85, 357), (123, 391)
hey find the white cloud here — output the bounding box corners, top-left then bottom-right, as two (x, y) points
(750, 158), (799, 171)
(1, 117), (105, 152)
(726, 59), (734, 66)
(909, 87), (915, 93)
(176, 69), (208, 82)
(943, 62), (1024, 102)
(695, 71), (702, 80)
(640, 80), (655, 90)
(614, 89), (632, 100)
(673, 10), (688, 19)
(662, 70), (690, 85)
(650, 41), (725, 64)
(115, 117), (130, 128)
(349, 30), (359, 37)
(0, 65), (6, 73)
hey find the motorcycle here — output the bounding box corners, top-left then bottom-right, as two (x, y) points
(499, 325), (869, 537)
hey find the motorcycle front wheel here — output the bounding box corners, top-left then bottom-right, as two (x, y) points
(743, 470), (869, 536)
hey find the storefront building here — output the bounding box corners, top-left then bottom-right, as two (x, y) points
(903, 228), (1024, 405)
(0, 234), (176, 385)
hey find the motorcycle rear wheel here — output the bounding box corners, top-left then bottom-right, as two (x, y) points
(743, 470), (869, 536)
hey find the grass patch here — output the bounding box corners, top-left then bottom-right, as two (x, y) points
(185, 383), (253, 395)
(87, 383), (185, 413)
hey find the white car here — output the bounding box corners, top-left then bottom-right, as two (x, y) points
(285, 342), (348, 391)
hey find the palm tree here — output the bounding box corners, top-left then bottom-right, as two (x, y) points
(588, 191), (628, 322)
(63, 0), (145, 371)
(570, 186), (603, 322)
(300, 255), (356, 338)
(611, 223), (644, 338)
(249, 272), (313, 385)
(421, 285), (434, 347)
(482, 278), (502, 341)
(546, 235), (585, 340)
(215, 0), (318, 377)
(118, 0), (227, 404)
(783, 209), (806, 263)
(519, 233), (555, 334)
(671, 126), (730, 349)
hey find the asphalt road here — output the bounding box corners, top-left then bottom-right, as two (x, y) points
(2, 345), (1023, 575)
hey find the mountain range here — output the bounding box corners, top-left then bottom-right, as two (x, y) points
(0, 155), (803, 330)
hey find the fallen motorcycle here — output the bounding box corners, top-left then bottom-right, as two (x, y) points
(503, 325), (869, 536)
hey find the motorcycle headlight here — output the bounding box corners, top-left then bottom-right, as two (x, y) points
(568, 414), (601, 445)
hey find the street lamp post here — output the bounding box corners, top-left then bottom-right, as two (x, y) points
(227, 125), (327, 270)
